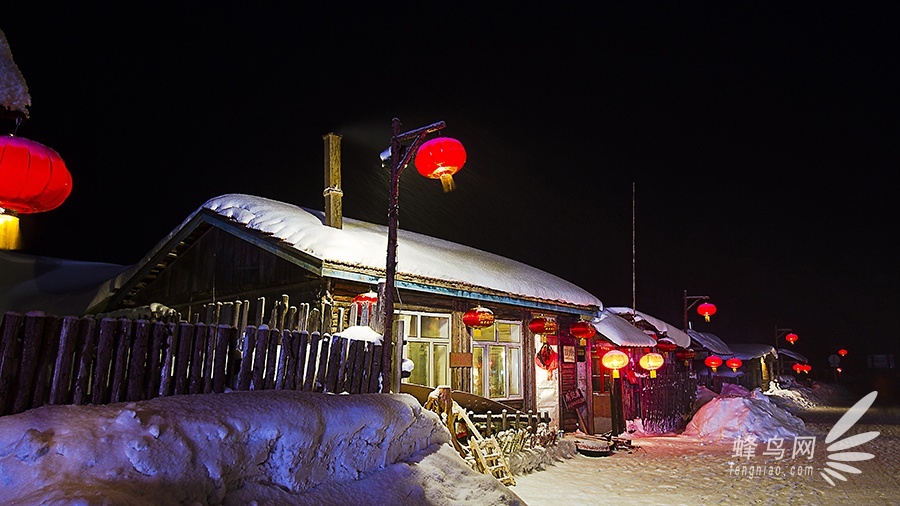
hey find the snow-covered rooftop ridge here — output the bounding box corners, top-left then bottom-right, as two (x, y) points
(729, 342), (776, 360)
(687, 329), (734, 355)
(607, 306), (691, 348)
(202, 194), (603, 308)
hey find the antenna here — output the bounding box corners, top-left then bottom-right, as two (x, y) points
(632, 182), (636, 314)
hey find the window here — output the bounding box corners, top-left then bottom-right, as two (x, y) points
(471, 320), (522, 400)
(395, 311), (451, 388)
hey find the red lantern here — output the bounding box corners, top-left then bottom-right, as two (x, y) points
(696, 302), (717, 322)
(675, 348), (696, 365)
(802, 364), (812, 374)
(463, 306), (495, 329)
(569, 320), (596, 345)
(838, 348), (848, 357)
(0, 135), (72, 250)
(704, 355), (723, 372)
(655, 339), (678, 353)
(529, 317), (558, 343)
(351, 291), (378, 324)
(725, 357), (743, 372)
(351, 291), (378, 304)
(785, 333), (798, 345)
(414, 137), (466, 192)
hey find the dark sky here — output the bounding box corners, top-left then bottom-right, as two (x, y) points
(3, 3), (898, 372)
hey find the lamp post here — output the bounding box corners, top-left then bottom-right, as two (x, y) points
(683, 290), (713, 331)
(379, 118), (454, 394)
(774, 327), (795, 387)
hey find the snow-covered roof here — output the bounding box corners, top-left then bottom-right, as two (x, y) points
(607, 307), (691, 348)
(107, 194), (601, 314)
(687, 329), (734, 355)
(729, 343), (776, 360)
(590, 309), (657, 347)
(777, 348), (809, 363)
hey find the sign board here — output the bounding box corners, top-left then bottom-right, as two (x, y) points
(449, 352), (473, 368)
(562, 345), (576, 363)
(563, 387), (587, 410)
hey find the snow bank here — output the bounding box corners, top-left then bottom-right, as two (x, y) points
(0, 391), (524, 505)
(683, 385), (809, 442)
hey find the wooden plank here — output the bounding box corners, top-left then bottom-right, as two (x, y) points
(263, 327), (280, 390)
(323, 334), (344, 393)
(348, 339), (365, 394)
(302, 332), (321, 392)
(108, 318), (132, 404)
(314, 333), (330, 392)
(226, 323), (241, 391)
(202, 324), (217, 394)
(13, 313), (44, 413)
(293, 330), (310, 390)
(157, 322), (177, 398)
(236, 326), (256, 391)
(92, 319), (117, 404)
(125, 320), (151, 402)
(188, 323), (207, 395)
(212, 325), (231, 393)
(250, 326), (269, 390)
(0, 312), (23, 415)
(274, 329), (291, 390)
(31, 315), (61, 411)
(72, 317), (97, 405)
(173, 322), (195, 395)
(369, 343), (385, 393)
(49, 316), (80, 405)
(359, 342), (375, 394)
(283, 330), (300, 390)
(146, 322), (169, 400)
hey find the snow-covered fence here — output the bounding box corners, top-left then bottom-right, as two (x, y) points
(0, 311), (388, 416)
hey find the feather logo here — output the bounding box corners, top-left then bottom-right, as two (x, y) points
(820, 391), (879, 486)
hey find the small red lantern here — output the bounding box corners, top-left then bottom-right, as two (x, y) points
(569, 320), (596, 346)
(0, 135), (72, 250)
(696, 302), (717, 322)
(351, 291), (378, 324)
(704, 355), (723, 372)
(675, 348), (696, 365)
(838, 348), (848, 357)
(725, 357), (743, 372)
(602, 349), (629, 378)
(463, 306), (495, 329)
(802, 363), (812, 373)
(655, 339), (678, 353)
(414, 137), (466, 192)
(639, 352), (665, 378)
(785, 333), (798, 345)
(529, 317), (558, 343)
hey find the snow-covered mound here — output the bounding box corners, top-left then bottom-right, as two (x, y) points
(0, 391), (524, 505)
(683, 384), (808, 442)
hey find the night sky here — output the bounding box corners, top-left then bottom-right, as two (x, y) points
(3, 3), (898, 373)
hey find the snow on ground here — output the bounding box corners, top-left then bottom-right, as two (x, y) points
(0, 381), (896, 505)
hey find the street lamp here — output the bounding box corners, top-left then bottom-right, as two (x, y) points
(773, 327), (796, 387)
(683, 290), (715, 331)
(378, 118), (465, 394)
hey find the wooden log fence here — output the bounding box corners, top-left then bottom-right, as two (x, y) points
(0, 310), (391, 417)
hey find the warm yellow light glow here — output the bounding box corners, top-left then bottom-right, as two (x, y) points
(639, 352), (665, 378)
(0, 213), (21, 250)
(602, 349), (629, 371)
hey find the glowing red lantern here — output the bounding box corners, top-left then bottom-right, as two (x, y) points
(639, 352), (665, 378)
(784, 333), (798, 345)
(655, 339), (678, 353)
(414, 137), (466, 192)
(529, 317), (558, 343)
(602, 350), (629, 378)
(704, 355), (723, 372)
(675, 348), (696, 365)
(569, 320), (596, 345)
(792, 362), (802, 373)
(351, 291), (378, 305)
(351, 291), (378, 324)
(838, 348), (848, 357)
(802, 364), (812, 374)
(696, 302), (717, 322)
(725, 357), (743, 372)
(0, 135), (72, 250)
(463, 306), (495, 329)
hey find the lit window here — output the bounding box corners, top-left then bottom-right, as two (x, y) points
(472, 321), (522, 400)
(395, 311), (451, 388)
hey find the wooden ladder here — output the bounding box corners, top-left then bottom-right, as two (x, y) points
(470, 436), (516, 486)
